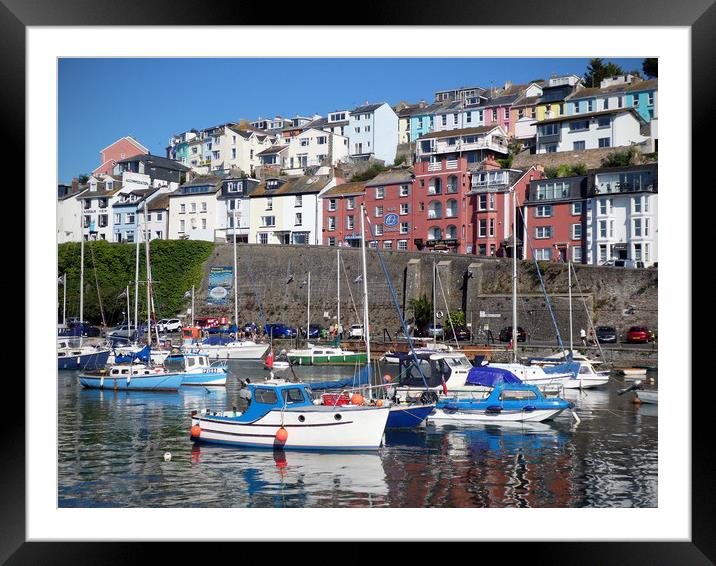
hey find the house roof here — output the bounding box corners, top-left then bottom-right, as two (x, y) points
(365, 168), (414, 187)
(147, 192), (171, 210)
(99, 136), (149, 156)
(250, 175), (332, 197)
(257, 144), (288, 156)
(322, 181), (367, 197)
(567, 79), (658, 101)
(536, 107), (646, 126)
(417, 125), (502, 140)
(352, 103), (385, 114)
(116, 153), (191, 171)
(171, 176), (222, 196)
(77, 181), (123, 198)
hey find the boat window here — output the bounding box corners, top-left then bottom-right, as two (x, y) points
(445, 356), (471, 369)
(314, 351), (323, 355)
(579, 365), (593, 375)
(111, 369), (119, 375)
(187, 358), (195, 367)
(500, 389), (538, 401)
(121, 369), (129, 375)
(282, 388), (306, 404)
(253, 388), (278, 404)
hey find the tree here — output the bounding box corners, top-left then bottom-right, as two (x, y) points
(642, 58), (658, 78)
(408, 294), (433, 333)
(583, 58), (624, 88)
(600, 147), (640, 168)
(78, 174), (90, 184)
(445, 310), (466, 328)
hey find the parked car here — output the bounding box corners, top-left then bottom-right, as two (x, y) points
(59, 321), (101, 338)
(350, 324), (364, 338)
(155, 319), (183, 333)
(595, 325), (618, 344)
(303, 324), (323, 339)
(498, 326), (527, 343)
(625, 326), (651, 343)
(445, 325), (472, 341)
(264, 323), (297, 338)
(427, 323), (444, 339)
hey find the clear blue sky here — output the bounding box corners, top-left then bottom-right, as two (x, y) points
(58, 57), (644, 183)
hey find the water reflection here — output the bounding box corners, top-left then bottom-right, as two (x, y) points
(58, 368), (657, 508)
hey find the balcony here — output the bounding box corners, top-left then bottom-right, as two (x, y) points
(593, 182), (656, 195)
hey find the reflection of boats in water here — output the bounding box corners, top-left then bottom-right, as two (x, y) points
(190, 444), (388, 499)
(79, 385), (228, 411)
(445, 421), (570, 455)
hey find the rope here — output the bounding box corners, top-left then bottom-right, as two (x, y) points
(88, 241), (107, 327)
(570, 262), (607, 364)
(340, 254), (362, 325)
(435, 267), (460, 350)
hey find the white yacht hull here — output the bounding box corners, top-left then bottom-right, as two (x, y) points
(636, 390), (658, 404)
(195, 342), (270, 360)
(428, 406), (565, 424)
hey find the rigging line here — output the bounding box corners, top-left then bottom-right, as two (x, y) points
(435, 267), (460, 350)
(88, 240), (107, 327)
(340, 254), (362, 325)
(517, 202), (566, 354)
(362, 209), (429, 387)
(570, 262), (607, 364)
(244, 258), (267, 328)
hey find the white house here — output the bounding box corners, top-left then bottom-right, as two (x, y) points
(535, 109), (649, 154)
(214, 176), (261, 243)
(415, 125), (509, 164)
(281, 128), (348, 175)
(57, 184), (89, 243)
(248, 175), (336, 245)
(348, 102), (399, 164)
(586, 164), (658, 267)
(167, 176), (222, 241)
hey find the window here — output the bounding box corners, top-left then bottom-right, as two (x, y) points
(597, 116), (611, 128)
(633, 196), (643, 213)
(599, 244), (608, 263)
(539, 123), (559, 136)
(648, 93), (655, 106)
(572, 224), (582, 239)
(328, 237), (336, 246)
(534, 248), (551, 261)
(446, 199), (458, 218)
(375, 187), (385, 199)
(300, 138), (309, 146)
(98, 215), (108, 228)
(126, 213), (135, 224)
(573, 141), (586, 151)
(488, 219), (494, 237)
(598, 137), (611, 148)
(478, 219), (487, 238)
(466, 112), (472, 124)
(603, 98), (610, 110)
(598, 199), (610, 215)
(535, 226), (552, 239)
(317, 136), (327, 145)
(259, 233), (268, 245)
(346, 197), (355, 210)
(572, 202), (582, 215)
(261, 216), (276, 227)
(295, 195), (303, 207)
(400, 222), (409, 234)
(399, 184), (410, 197)
(447, 175), (459, 194)
(179, 219), (185, 232)
(375, 224), (384, 236)
(587, 100), (594, 112)
(190, 202), (197, 213)
(201, 202), (207, 212)
(147, 213), (152, 222)
(295, 213), (302, 226)
(180, 203), (186, 214)
(126, 231), (134, 243)
(98, 198), (107, 208)
(545, 144), (557, 153)
(598, 220), (608, 238)
(569, 120), (589, 131)
(328, 199), (336, 212)
(573, 246), (582, 262)
(375, 205), (384, 218)
(535, 205), (552, 217)
(398, 240), (408, 251)
(428, 178), (442, 195)
(114, 213), (121, 225)
(346, 216), (355, 230)
(634, 243), (642, 261)
(266, 198), (273, 211)
(492, 109), (498, 121)
(441, 115), (447, 126)
(201, 218), (207, 229)
(400, 203), (409, 215)
(383, 240), (393, 250)
(328, 217), (336, 231)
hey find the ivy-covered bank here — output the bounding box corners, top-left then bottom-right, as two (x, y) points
(58, 240), (214, 325)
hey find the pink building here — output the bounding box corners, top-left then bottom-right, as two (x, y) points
(363, 168), (416, 251)
(321, 181), (366, 247)
(92, 136), (149, 176)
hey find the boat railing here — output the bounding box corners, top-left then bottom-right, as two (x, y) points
(320, 382), (400, 408)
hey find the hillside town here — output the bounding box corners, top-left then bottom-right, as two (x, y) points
(58, 70), (658, 267)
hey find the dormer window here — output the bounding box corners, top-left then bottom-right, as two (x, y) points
(267, 179), (279, 190)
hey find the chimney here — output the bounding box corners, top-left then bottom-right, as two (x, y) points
(484, 154), (502, 170)
(71, 178), (79, 193)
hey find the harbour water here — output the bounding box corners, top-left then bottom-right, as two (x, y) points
(58, 361), (657, 508)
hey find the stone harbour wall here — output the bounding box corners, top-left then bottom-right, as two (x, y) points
(194, 244), (658, 342)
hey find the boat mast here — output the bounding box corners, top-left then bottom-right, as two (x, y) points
(134, 230), (140, 344)
(432, 259), (437, 348)
(336, 248), (340, 336)
(62, 273), (67, 327)
(144, 204), (152, 347)
(512, 187), (518, 363)
(360, 203), (371, 394)
(232, 207), (239, 334)
(191, 284), (195, 328)
(126, 285), (131, 336)
(307, 271), (311, 346)
(79, 222), (85, 345)
(568, 258), (573, 354)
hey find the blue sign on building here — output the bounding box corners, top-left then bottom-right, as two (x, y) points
(384, 213), (399, 228)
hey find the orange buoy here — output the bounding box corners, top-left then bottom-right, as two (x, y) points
(350, 393), (364, 406)
(190, 424), (201, 437)
(383, 374), (392, 383)
(275, 427), (288, 442)
(376, 399), (383, 407)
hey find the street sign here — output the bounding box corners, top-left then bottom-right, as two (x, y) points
(479, 311), (501, 318)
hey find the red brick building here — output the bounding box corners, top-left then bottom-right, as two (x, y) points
(321, 181), (366, 247)
(468, 160), (544, 257)
(412, 158), (471, 253)
(363, 168), (415, 251)
(92, 136), (149, 176)
(523, 175), (587, 263)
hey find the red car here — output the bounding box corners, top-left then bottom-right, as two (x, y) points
(625, 326), (651, 343)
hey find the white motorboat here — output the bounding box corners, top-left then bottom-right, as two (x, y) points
(636, 389), (658, 404)
(192, 340), (270, 360)
(529, 350), (610, 389)
(620, 367), (648, 378)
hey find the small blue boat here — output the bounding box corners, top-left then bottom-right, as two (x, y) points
(57, 338), (111, 370)
(78, 364), (184, 391)
(163, 351), (228, 386)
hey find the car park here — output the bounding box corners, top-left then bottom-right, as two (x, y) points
(498, 326), (526, 342)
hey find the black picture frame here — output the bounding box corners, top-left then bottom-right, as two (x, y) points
(9, 0), (712, 562)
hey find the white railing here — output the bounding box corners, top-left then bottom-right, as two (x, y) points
(428, 162), (442, 171)
(446, 160), (459, 169)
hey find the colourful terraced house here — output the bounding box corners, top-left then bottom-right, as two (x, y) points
(565, 75), (658, 123)
(511, 75), (583, 140)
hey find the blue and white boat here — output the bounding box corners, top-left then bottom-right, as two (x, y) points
(190, 379), (390, 451)
(163, 351), (228, 386)
(429, 382), (570, 424)
(386, 402), (435, 428)
(78, 364), (184, 391)
(57, 338), (111, 370)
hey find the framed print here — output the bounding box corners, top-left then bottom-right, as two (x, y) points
(8, 0), (713, 562)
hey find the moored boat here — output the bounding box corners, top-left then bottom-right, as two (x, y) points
(191, 336), (270, 360)
(189, 379), (390, 451)
(57, 338), (111, 370)
(78, 363), (184, 391)
(286, 344), (367, 366)
(163, 351), (228, 386)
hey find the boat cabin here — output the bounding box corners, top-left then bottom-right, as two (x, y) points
(396, 351), (473, 388)
(164, 352), (212, 372)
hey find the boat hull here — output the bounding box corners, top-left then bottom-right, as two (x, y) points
(191, 405), (390, 450)
(562, 375), (610, 389)
(78, 372), (184, 391)
(58, 349), (110, 371)
(386, 404), (434, 428)
(196, 342), (270, 360)
(180, 369), (228, 386)
(288, 353), (368, 366)
(636, 390), (658, 404)
(428, 406), (565, 423)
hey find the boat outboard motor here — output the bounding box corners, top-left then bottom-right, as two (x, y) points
(617, 380), (642, 396)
